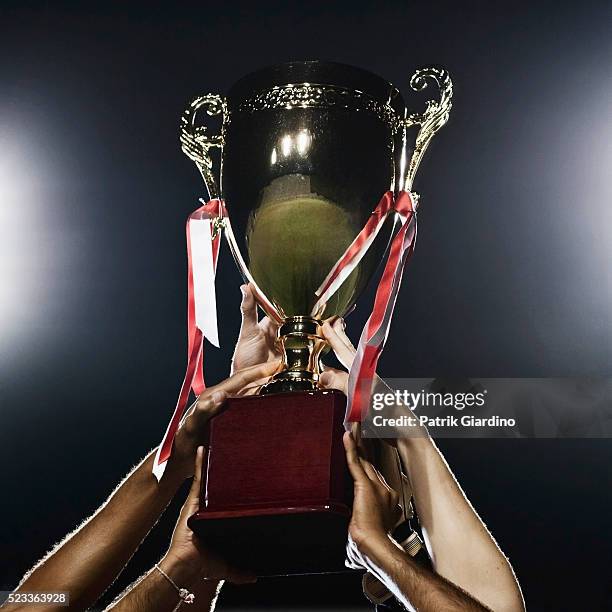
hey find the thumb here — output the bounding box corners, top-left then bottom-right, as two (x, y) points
(184, 446), (205, 515)
(319, 367), (349, 395)
(238, 284), (258, 338)
(321, 320), (356, 370)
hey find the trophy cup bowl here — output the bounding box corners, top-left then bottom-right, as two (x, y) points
(182, 60), (452, 576)
(223, 61), (407, 393)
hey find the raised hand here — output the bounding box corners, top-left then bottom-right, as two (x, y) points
(161, 447), (256, 584)
(342, 431), (402, 571)
(343, 432), (401, 543)
(170, 359), (280, 478)
(317, 318), (352, 394)
(319, 318), (395, 424)
(321, 317), (357, 369)
(231, 284), (280, 373)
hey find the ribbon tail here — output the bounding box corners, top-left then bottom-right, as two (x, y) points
(189, 217), (220, 348)
(345, 211), (417, 423)
(188, 200), (224, 395)
(154, 199), (224, 479)
(312, 192), (394, 315)
(186, 216), (203, 396)
(153, 328), (204, 481)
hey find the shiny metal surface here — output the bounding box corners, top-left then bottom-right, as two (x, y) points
(236, 82), (404, 132)
(180, 61), (452, 391)
(261, 316), (326, 394)
(404, 67), (453, 190)
(222, 62), (405, 321)
(180, 94), (226, 199)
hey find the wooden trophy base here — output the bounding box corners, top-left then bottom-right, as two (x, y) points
(187, 389), (353, 577)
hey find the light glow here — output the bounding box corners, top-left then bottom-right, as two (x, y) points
(281, 134), (292, 157)
(0, 137), (63, 361)
(296, 130), (311, 155)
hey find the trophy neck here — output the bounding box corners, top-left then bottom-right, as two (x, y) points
(260, 316), (327, 394)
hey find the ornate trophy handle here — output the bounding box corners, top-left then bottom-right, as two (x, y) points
(404, 67), (453, 191)
(180, 94), (227, 200)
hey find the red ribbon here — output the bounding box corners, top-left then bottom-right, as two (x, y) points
(315, 191), (395, 303)
(153, 199), (224, 479)
(187, 199), (224, 395)
(345, 190), (417, 422)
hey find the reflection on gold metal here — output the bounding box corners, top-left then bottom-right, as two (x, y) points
(271, 130), (314, 166)
(280, 133), (293, 157)
(261, 316), (327, 394)
(237, 83), (404, 133)
(211, 216), (226, 239)
(180, 71), (453, 199)
(404, 67), (453, 190)
(179, 94), (227, 200)
(247, 174), (360, 319)
(296, 129), (311, 155)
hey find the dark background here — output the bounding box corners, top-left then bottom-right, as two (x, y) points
(1, 1), (611, 610)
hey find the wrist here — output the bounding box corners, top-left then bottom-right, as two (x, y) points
(165, 454), (194, 482)
(397, 434), (434, 457)
(145, 450), (187, 493)
(351, 526), (393, 554)
(357, 533), (406, 571)
(159, 552), (201, 588)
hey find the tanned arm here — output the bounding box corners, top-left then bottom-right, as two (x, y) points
(106, 447), (254, 612)
(103, 561), (210, 612)
(6, 361), (277, 612)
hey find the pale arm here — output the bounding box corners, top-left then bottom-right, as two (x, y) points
(321, 319), (525, 612)
(357, 535), (489, 612)
(397, 436), (524, 612)
(343, 432), (490, 611)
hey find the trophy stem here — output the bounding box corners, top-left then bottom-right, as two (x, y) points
(260, 316), (327, 394)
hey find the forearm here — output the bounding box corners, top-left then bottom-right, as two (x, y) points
(15, 450), (185, 610)
(106, 557), (221, 612)
(397, 437), (524, 611)
(361, 535), (489, 612)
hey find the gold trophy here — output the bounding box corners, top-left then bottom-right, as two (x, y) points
(179, 61), (452, 577)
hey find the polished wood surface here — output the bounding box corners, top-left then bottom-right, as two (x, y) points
(188, 389), (354, 576)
